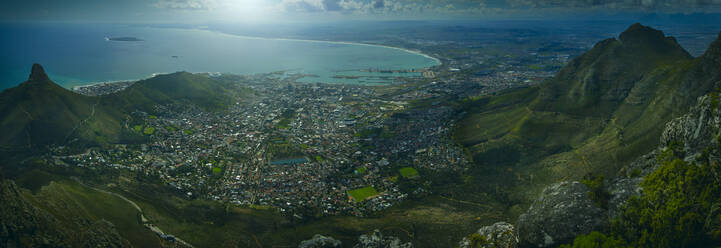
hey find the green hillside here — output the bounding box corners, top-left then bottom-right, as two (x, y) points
(0, 65), (238, 155)
(454, 24), (721, 209)
(0, 176), (162, 247)
(104, 71), (236, 113)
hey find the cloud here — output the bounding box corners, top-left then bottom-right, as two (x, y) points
(373, 0), (384, 9)
(323, 0), (343, 11)
(281, 0), (345, 12)
(153, 0), (214, 10)
(151, 0), (721, 18)
(505, 0), (721, 10)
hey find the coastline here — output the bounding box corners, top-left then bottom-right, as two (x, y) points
(71, 79), (137, 90)
(69, 77), (151, 90)
(184, 28), (443, 67)
(69, 72), (172, 90)
(67, 27), (442, 90)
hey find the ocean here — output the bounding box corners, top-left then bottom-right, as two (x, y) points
(0, 23), (439, 90)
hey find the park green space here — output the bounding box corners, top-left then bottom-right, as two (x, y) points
(348, 186), (378, 202)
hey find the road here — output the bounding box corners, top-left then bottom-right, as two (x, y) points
(72, 178), (195, 248)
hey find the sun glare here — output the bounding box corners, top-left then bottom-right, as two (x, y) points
(217, 0), (274, 23)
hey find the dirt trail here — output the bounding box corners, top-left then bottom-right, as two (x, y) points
(72, 178), (195, 248)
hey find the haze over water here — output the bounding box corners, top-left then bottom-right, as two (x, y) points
(0, 23), (439, 90)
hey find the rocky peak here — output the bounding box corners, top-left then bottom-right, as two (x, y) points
(28, 63), (51, 83)
(619, 23), (666, 44)
(617, 23), (690, 58)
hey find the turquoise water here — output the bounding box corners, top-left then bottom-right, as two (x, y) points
(0, 24), (439, 90)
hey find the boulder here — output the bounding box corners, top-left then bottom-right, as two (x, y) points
(298, 234), (342, 248)
(459, 222), (517, 248)
(353, 229), (412, 248)
(516, 181), (606, 247)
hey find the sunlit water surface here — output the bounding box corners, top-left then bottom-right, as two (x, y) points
(0, 23), (439, 90)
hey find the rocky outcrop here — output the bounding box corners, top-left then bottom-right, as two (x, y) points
(516, 181), (606, 247)
(661, 94), (721, 160)
(353, 229), (412, 248)
(298, 234), (342, 248)
(459, 222), (517, 248)
(604, 177), (643, 219)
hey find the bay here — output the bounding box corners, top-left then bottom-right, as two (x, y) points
(0, 23), (439, 90)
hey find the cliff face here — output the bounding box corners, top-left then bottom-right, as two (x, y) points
(660, 94), (721, 159)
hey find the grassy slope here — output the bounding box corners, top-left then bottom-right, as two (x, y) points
(7, 165), (494, 248)
(6, 150), (501, 248)
(119, 183), (496, 247)
(13, 172), (160, 247)
(104, 72), (235, 113)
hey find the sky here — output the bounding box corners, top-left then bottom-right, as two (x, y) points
(3, 0), (721, 23)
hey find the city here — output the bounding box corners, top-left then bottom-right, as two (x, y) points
(49, 51), (558, 219)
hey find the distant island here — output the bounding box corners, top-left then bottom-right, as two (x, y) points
(105, 36), (143, 42)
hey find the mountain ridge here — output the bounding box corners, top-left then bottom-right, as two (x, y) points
(0, 65), (238, 153)
(454, 23), (721, 213)
(532, 23), (692, 117)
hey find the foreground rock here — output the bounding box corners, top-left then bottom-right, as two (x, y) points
(298, 234), (342, 248)
(458, 222), (517, 248)
(516, 181), (606, 247)
(353, 229), (412, 248)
